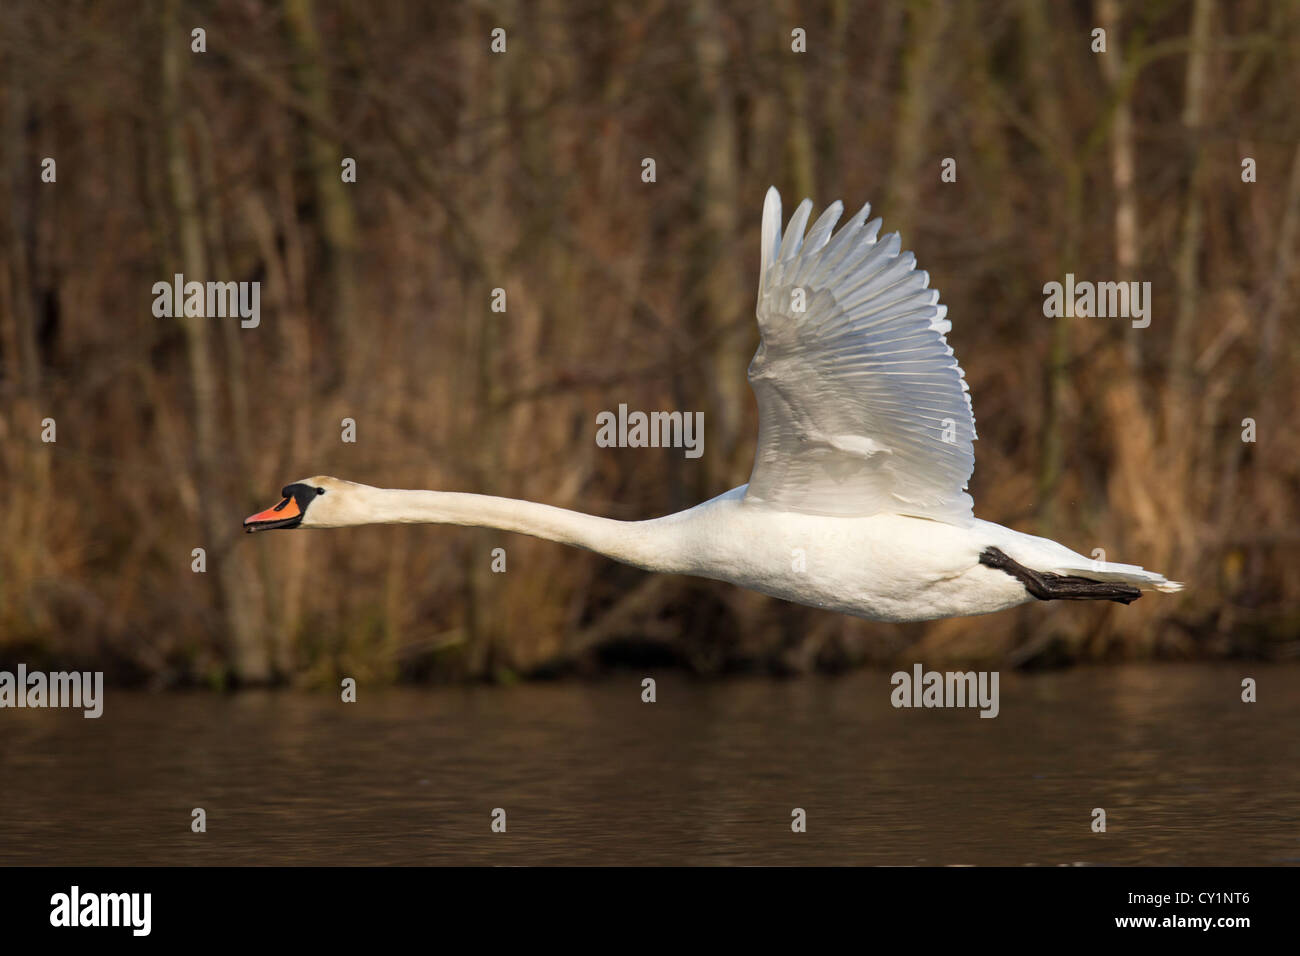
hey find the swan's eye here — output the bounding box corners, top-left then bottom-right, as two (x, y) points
(316, 487), (326, 495)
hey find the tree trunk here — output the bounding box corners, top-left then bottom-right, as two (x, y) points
(161, 0), (267, 682)
(283, 0), (359, 384)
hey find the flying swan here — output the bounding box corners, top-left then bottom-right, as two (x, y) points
(246, 188), (1182, 622)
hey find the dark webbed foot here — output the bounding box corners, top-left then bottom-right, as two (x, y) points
(979, 547), (1141, 604)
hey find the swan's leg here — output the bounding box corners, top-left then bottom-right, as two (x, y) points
(979, 547), (1141, 604)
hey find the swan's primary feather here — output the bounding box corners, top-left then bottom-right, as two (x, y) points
(746, 187), (977, 523)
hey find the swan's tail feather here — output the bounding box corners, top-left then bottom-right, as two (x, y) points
(1055, 562), (1184, 593)
(980, 547), (1183, 604)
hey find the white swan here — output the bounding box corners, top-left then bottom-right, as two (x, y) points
(246, 188), (1182, 622)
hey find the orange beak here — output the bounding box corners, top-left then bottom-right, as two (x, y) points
(244, 495), (301, 532)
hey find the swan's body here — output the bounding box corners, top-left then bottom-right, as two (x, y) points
(247, 189), (1182, 620)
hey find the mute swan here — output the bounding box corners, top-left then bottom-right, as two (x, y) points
(245, 188), (1182, 622)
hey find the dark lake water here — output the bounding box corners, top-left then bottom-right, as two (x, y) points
(1, 664), (1296, 865)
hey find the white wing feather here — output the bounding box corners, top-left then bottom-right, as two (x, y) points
(745, 187), (977, 522)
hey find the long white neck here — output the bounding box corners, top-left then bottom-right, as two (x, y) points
(320, 486), (687, 573)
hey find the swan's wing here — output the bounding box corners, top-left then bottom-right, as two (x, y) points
(744, 187), (977, 522)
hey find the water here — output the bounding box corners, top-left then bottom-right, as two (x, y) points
(1, 664), (1296, 865)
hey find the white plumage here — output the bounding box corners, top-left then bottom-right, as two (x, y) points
(248, 188), (1183, 623)
(748, 188), (976, 522)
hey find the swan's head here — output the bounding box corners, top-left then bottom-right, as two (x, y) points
(243, 476), (366, 532)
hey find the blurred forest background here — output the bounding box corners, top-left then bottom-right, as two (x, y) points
(1, 0), (1297, 687)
